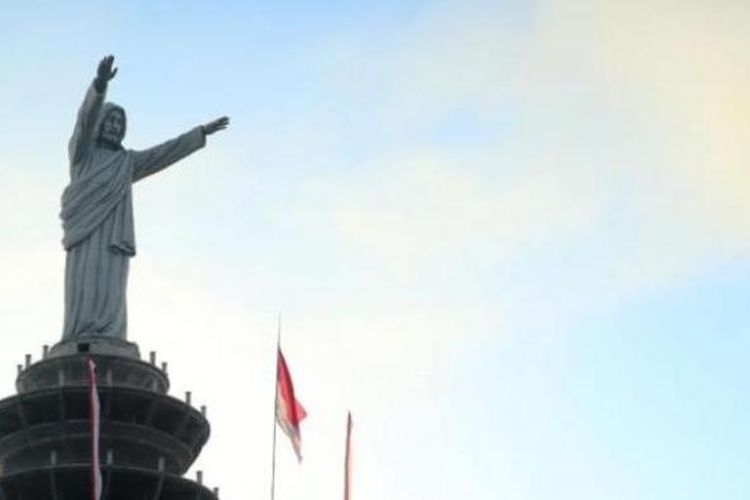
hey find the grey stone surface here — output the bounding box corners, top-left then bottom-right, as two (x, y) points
(60, 56), (228, 342)
(48, 336), (140, 359)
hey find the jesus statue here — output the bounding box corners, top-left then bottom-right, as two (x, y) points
(60, 55), (229, 342)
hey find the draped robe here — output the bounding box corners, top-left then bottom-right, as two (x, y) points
(61, 82), (205, 341)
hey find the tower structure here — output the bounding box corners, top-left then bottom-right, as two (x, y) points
(0, 337), (219, 499)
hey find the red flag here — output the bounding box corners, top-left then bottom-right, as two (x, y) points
(275, 348), (307, 461)
(86, 358), (102, 500)
(344, 412), (353, 500)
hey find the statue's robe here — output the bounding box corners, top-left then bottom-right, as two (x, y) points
(61, 83), (205, 341)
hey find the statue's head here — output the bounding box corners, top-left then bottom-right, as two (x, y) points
(97, 103), (127, 149)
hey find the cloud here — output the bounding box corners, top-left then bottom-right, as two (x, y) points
(305, 0), (750, 339)
(325, 149), (603, 276)
(538, 0), (750, 244)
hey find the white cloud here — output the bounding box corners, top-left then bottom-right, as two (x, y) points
(307, 0), (750, 338)
(324, 149), (603, 276)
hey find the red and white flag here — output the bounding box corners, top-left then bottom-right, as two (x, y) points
(275, 348), (307, 461)
(86, 358), (102, 500)
(344, 412), (353, 500)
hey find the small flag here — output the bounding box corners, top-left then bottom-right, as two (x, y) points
(86, 358), (102, 500)
(275, 348), (307, 461)
(344, 411), (353, 500)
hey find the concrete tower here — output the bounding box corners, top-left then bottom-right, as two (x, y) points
(0, 337), (219, 499)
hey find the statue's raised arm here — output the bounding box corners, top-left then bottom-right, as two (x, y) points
(68, 56), (118, 167)
(94, 55), (118, 91)
(59, 55), (229, 348)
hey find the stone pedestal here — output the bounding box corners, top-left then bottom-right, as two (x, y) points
(48, 338), (141, 360)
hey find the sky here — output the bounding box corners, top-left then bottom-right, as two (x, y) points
(0, 0), (748, 499)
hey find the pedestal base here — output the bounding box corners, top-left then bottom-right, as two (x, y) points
(48, 337), (140, 359)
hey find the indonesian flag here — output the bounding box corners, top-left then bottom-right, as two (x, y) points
(86, 358), (102, 500)
(344, 412), (353, 500)
(275, 348), (307, 461)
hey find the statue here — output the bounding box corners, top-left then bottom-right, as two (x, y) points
(60, 55), (229, 343)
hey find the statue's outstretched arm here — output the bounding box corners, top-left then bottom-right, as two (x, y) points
(68, 56), (118, 166)
(131, 116), (229, 182)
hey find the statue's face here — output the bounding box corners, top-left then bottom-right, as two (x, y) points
(100, 109), (126, 146)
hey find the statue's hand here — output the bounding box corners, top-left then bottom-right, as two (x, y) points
(94, 55), (118, 92)
(202, 116), (230, 136)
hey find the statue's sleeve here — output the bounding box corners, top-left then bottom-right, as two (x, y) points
(68, 82), (105, 166)
(131, 127), (206, 182)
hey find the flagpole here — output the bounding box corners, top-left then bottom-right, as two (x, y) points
(344, 411), (353, 500)
(270, 314), (281, 500)
(87, 357), (102, 500)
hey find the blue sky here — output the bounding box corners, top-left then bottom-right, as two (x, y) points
(0, 1), (748, 499)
